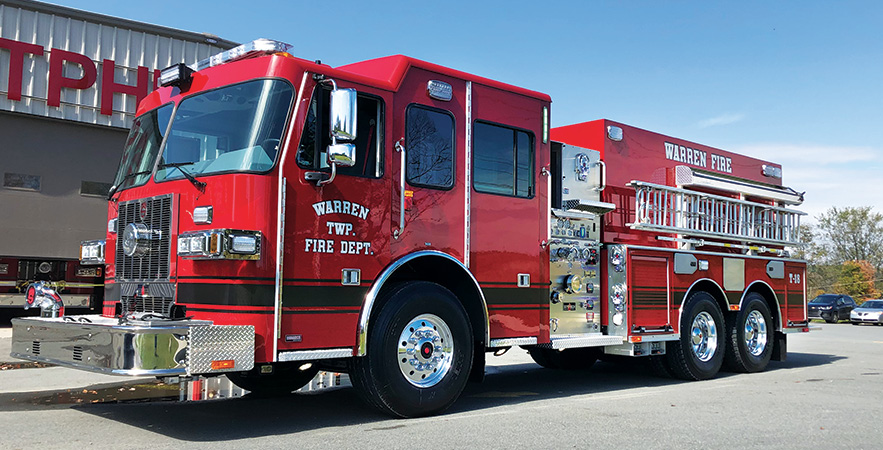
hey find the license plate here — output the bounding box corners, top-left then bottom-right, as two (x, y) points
(77, 267), (100, 277)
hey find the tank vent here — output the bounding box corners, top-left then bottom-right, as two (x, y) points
(31, 341), (41, 355)
(73, 346), (83, 361)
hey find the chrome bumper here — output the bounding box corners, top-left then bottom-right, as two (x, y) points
(11, 315), (254, 376)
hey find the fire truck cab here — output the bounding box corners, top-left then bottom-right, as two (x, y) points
(11, 39), (809, 418)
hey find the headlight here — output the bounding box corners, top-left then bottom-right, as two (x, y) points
(79, 240), (105, 265)
(178, 229), (261, 260)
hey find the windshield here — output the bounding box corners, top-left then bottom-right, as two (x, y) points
(155, 79), (293, 182)
(860, 301), (883, 309)
(111, 103), (174, 191)
(810, 295), (838, 305)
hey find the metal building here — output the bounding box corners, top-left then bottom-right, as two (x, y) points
(0, 0), (236, 309)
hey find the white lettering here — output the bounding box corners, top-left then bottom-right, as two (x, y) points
(665, 142), (676, 160)
(304, 238), (335, 253)
(312, 199), (372, 221)
(326, 221), (353, 236)
(340, 241), (372, 255)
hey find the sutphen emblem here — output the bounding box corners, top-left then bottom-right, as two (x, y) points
(139, 202), (149, 221)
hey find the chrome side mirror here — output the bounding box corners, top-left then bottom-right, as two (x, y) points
(330, 88), (357, 142)
(315, 85), (358, 186)
(327, 143), (356, 167)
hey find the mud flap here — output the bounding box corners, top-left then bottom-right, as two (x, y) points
(771, 331), (787, 361)
(469, 342), (486, 382)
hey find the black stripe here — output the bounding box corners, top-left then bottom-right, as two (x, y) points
(176, 283), (368, 308)
(283, 309), (361, 315)
(483, 287), (547, 306)
(487, 306), (543, 311)
(282, 285), (367, 308)
(178, 283), (275, 306)
(177, 275), (275, 282)
(185, 306), (273, 314)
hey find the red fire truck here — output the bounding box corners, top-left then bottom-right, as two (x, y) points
(11, 39), (810, 418)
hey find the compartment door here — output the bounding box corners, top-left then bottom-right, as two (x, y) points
(629, 254), (671, 331)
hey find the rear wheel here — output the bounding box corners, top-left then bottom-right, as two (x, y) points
(666, 291), (725, 380)
(528, 347), (598, 370)
(724, 294), (773, 373)
(226, 364), (319, 396)
(350, 281), (473, 418)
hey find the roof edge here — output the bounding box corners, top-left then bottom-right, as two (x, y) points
(3, 0), (239, 48)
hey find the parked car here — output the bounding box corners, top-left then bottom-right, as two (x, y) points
(808, 294), (856, 323)
(850, 299), (883, 325)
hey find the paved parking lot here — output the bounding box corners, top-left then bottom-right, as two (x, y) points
(1, 321), (880, 449)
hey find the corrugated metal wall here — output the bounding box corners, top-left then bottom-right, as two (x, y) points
(0, 1), (234, 128)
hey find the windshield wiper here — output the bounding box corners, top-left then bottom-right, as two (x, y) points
(106, 170), (152, 200)
(157, 162), (207, 191)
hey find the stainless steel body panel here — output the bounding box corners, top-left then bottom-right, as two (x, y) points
(11, 315), (254, 376)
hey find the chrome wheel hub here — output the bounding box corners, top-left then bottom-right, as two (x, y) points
(397, 314), (454, 387)
(690, 311), (718, 362)
(744, 310), (768, 356)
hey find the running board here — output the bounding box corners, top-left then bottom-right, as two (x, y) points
(539, 334), (625, 350)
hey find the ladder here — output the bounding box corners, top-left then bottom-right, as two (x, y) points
(629, 181), (804, 247)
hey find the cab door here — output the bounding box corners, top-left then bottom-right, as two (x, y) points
(280, 79), (392, 351)
(390, 70), (467, 261)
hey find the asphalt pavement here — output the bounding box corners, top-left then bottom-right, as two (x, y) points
(1, 320), (881, 449)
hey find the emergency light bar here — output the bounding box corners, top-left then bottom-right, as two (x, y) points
(159, 38), (293, 88)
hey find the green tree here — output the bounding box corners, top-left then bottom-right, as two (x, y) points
(813, 207), (883, 268)
(834, 260), (879, 300)
(798, 207), (883, 296)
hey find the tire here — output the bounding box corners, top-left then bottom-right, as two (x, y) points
(350, 281), (473, 418)
(724, 294), (773, 373)
(666, 291), (725, 381)
(528, 347), (598, 370)
(226, 364), (320, 396)
(824, 314), (837, 324)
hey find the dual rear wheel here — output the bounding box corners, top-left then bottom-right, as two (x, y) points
(660, 291), (773, 380)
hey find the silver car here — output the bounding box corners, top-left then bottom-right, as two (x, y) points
(850, 300), (883, 325)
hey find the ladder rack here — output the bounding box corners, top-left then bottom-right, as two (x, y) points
(629, 181), (805, 247)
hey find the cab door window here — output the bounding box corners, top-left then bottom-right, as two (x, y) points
(297, 86), (383, 178)
(405, 105), (454, 189)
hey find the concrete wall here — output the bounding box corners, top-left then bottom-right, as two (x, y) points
(0, 111), (125, 258)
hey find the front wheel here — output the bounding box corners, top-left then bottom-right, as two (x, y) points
(666, 291), (725, 380)
(350, 281), (473, 418)
(724, 294), (773, 373)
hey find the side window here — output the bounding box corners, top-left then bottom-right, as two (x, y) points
(473, 121), (534, 197)
(296, 86), (383, 178)
(406, 105), (454, 189)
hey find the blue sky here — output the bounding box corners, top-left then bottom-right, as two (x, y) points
(51, 0), (883, 221)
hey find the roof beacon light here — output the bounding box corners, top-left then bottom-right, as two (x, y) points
(159, 39), (293, 88)
(192, 38), (293, 73)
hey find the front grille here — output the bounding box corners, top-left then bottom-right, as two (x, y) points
(116, 195), (173, 281)
(120, 294), (174, 316)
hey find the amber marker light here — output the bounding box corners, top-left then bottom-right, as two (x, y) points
(211, 360), (235, 370)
